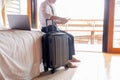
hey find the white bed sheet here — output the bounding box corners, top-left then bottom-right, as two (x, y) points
(0, 30), (43, 80)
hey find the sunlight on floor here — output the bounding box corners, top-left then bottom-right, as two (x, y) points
(75, 44), (102, 52)
(72, 52), (107, 80)
(35, 52), (120, 80)
(73, 52), (120, 80)
(109, 56), (120, 80)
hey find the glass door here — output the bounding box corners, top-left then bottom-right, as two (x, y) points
(108, 0), (120, 53)
(113, 0), (120, 48)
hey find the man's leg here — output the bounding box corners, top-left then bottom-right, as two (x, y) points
(61, 30), (80, 60)
(59, 30), (75, 60)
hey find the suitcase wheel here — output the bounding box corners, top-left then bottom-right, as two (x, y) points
(64, 64), (69, 69)
(44, 66), (48, 72)
(51, 68), (56, 73)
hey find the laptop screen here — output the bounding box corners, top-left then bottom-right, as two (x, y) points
(7, 14), (31, 30)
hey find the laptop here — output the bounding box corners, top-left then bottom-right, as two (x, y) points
(7, 14), (31, 30)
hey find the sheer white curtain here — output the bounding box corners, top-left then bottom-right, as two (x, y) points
(0, 0), (8, 27)
(0, 0), (3, 27)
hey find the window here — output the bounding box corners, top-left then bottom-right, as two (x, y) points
(1, 0), (27, 27)
(55, 0), (104, 19)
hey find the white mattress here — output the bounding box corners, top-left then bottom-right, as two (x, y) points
(0, 30), (44, 80)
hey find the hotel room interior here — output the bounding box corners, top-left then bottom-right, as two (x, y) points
(0, 0), (120, 80)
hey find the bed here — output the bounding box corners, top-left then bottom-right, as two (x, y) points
(0, 29), (44, 80)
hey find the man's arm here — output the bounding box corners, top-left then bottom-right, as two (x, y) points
(50, 16), (68, 24)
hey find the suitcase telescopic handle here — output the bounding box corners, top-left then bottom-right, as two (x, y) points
(45, 19), (60, 32)
(46, 19), (54, 26)
(46, 19), (55, 32)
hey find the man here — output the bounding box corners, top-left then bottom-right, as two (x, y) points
(39, 0), (80, 68)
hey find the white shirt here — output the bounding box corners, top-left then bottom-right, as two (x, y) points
(39, 1), (56, 27)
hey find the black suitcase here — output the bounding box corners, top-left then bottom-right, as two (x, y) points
(42, 20), (69, 73)
(42, 32), (69, 73)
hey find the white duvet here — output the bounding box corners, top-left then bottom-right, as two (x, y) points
(0, 30), (43, 80)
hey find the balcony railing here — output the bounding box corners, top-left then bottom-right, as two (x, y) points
(58, 19), (103, 44)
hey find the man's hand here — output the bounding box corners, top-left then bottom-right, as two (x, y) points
(60, 18), (69, 24)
